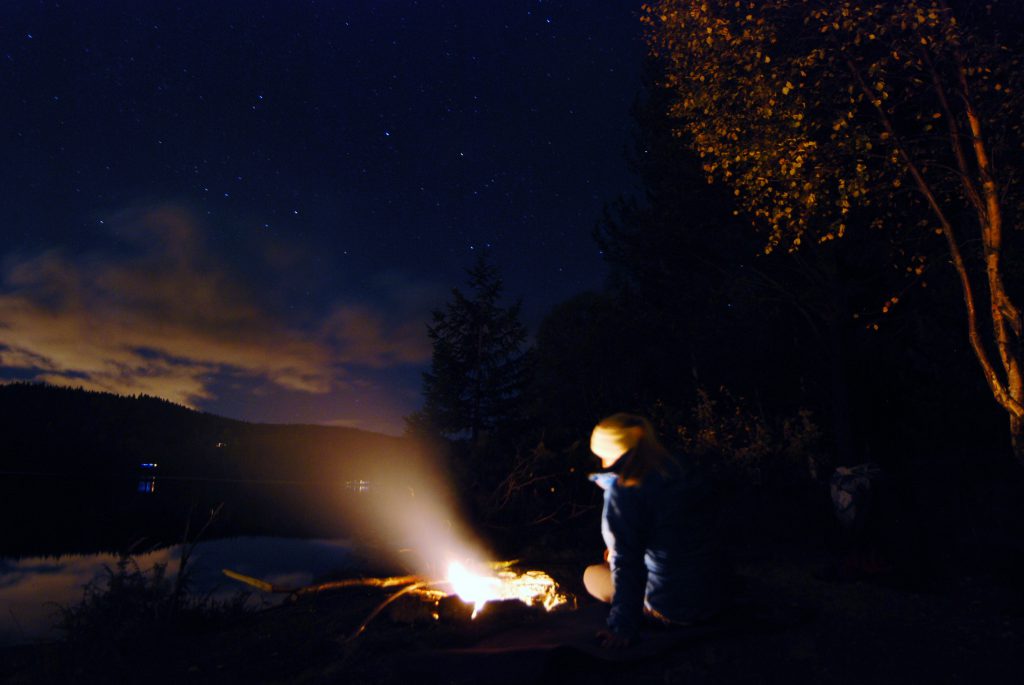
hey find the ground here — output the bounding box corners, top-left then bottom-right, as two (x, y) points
(2, 539), (1021, 685)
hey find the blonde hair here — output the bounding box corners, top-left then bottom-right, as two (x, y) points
(591, 413), (673, 487)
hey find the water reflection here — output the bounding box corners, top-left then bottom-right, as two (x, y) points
(0, 536), (354, 645)
(0, 475), (360, 557)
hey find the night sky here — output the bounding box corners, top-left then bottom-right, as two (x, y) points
(0, 1), (644, 434)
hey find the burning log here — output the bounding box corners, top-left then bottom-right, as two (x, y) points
(223, 562), (569, 614)
(223, 560), (573, 642)
(222, 568), (420, 597)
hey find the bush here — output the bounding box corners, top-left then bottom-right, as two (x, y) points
(655, 387), (826, 486)
(36, 502), (254, 684)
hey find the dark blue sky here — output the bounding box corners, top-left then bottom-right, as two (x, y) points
(0, 1), (645, 433)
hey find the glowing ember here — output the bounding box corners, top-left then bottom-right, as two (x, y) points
(445, 560), (569, 618)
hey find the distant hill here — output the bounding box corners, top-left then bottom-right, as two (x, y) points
(0, 383), (417, 482)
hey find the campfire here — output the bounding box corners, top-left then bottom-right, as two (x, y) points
(221, 457), (574, 637)
(442, 560), (568, 618)
(224, 558), (571, 639)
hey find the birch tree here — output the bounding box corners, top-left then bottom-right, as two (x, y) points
(642, 0), (1024, 460)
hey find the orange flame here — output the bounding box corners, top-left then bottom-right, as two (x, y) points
(444, 560), (568, 618)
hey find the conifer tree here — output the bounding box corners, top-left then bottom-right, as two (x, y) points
(418, 254), (528, 442)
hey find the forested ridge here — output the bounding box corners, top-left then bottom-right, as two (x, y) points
(0, 383), (412, 483)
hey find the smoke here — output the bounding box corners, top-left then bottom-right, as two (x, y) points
(339, 441), (491, 578)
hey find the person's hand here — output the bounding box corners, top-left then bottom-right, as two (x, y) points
(596, 630), (631, 649)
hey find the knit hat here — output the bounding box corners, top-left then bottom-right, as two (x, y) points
(590, 423), (641, 463)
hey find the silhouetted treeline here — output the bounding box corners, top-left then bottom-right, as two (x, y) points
(0, 382), (414, 482)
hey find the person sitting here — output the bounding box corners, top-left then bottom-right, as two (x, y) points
(583, 413), (725, 648)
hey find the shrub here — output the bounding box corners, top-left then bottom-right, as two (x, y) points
(657, 387), (825, 486)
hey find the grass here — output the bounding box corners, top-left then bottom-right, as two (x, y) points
(20, 507), (254, 684)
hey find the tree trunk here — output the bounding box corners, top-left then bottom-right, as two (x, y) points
(1010, 415), (1024, 465)
(857, 54), (1024, 463)
(959, 70), (1024, 464)
(827, 315), (855, 465)
(824, 248), (856, 465)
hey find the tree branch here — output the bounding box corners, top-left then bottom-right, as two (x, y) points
(921, 47), (986, 221)
(846, 55), (1024, 418)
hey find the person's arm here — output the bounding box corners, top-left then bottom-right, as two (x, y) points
(602, 481), (647, 640)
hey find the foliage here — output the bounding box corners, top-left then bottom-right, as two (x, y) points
(418, 254), (529, 442)
(655, 387), (825, 485)
(50, 543), (252, 683)
(529, 292), (651, 442)
(643, 0), (1024, 457)
(594, 59), (874, 461)
(642, 0), (1021, 249)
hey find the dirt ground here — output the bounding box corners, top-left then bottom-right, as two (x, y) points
(620, 552), (1023, 685)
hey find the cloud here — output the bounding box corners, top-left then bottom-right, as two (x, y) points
(321, 304), (431, 369)
(0, 205), (432, 408)
(322, 417), (370, 430)
(318, 268), (443, 370)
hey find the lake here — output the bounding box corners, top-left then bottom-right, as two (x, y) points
(0, 472), (376, 554)
(0, 473), (378, 646)
(0, 535), (358, 645)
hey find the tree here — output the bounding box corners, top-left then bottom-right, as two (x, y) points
(642, 0), (1024, 460)
(418, 254), (528, 443)
(596, 61), (886, 461)
(530, 292), (646, 441)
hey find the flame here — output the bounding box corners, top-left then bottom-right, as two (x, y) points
(445, 560), (568, 618)
(446, 561), (501, 618)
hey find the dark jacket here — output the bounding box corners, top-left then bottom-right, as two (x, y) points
(591, 453), (724, 637)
